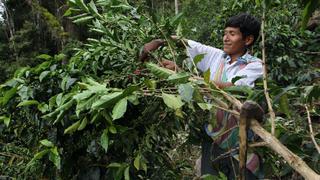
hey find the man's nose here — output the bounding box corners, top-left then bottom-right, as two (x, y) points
(223, 35), (229, 42)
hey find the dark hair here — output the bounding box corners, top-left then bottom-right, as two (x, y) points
(225, 13), (261, 46)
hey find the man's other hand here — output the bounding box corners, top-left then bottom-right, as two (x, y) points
(139, 39), (164, 62)
(160, 59), (180, 71)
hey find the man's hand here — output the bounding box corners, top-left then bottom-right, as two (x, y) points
(160, 59), (180, 71)
(139, 39), (164, 62)
(213, 81), (234, 89)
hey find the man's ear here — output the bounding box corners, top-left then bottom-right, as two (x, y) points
(245, 35), (254, 46)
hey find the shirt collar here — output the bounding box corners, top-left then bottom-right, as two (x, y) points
(223, 51), (251, 65)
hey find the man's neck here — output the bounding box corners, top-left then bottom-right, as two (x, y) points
(229, 51), (247, 64)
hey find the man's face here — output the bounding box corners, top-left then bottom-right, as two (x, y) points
(223, 27), (247, 56)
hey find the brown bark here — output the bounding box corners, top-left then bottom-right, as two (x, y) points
(250, 119), (320, 180)
(239, 101), (264, 180)
(215, 90), (320, 179)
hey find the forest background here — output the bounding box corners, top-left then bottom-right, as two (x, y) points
(0, 0), (319, 179)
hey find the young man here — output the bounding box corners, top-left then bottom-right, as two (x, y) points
(140, 13), (262, 179)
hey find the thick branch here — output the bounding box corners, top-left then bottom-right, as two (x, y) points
(250, 119), (320, 180)
(222, 99), (320, 179)
(239, 106), (248, 180)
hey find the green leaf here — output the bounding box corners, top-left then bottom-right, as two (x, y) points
(167, 72), (190, 84)
(124, 166), (130, 180)
(108, 162), (122, 168)
(109, 126), (117, 134)
(17, 100), (39, 107)
(37, 103), (49, 113)
(0, 116), (11, 127)
(40, 139), (54, 147)
(112, 98), (127, 120)
(127, 94), (139, 105)
(73, 90), (94, 101)
(146, 63), (175, 79)
(100, 129), (109, 152)
(203, 69), (211, 84)
(33, 61), (51, 74)
(88, 1), (102, 18)
(178, 83), (194, 103)
(77, 117), (88, 131)
(75, 0), (89, 12)
(18, 86), (34, 101)
(92, 92), (122, 110)
(61, 76), (77, 91)
(193, 53), (205, 65)
(134, 154), (141, 170)
(162, 93), (184, 110)
(14, 67), (30, 78)
(141, 161), (147, 173)
(36, 54), (52, 60)
(76, 94), (99, 116)
(49, 147), (61, 169)
(42, 99), (75, 122)
(144, 79), (156, 89)
(56, 93), (63, 106)
(26, 150), (50, 168)
(197, 103), (213, 111)
(279, 94), (290, 118)
(72, 16), (94, 24)
(69, 13), (89, 20)
(0, 87), (17, 106)
(170, 12), (184, 26)
(64, 120), (81, 134)
(39, 71), (50, 82)
(231, 75), (247, 84)
(63, 8), (72, 17)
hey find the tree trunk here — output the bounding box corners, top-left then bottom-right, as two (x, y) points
(175, 0), (179, 15)
(2, 0), (17, 60)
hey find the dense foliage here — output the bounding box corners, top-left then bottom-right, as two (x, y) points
(0, 0), (319, 179)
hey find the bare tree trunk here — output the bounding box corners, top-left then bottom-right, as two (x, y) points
(2, 0), (17, 60)
(175, 0), (179, 15)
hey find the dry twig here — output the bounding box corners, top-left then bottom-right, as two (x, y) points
(305, 104), (320, 154)
(261, 4), (276, 135)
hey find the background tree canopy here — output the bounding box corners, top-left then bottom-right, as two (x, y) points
(0, 0), (319, 179)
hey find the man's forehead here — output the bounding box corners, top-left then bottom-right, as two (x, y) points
(224, 27), (241, 32)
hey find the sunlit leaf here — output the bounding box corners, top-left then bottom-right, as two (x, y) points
(77, 117), (88, 131)
(167, 72), (190, 84)
(0, 87), (17, 106)
(162, 93), (184, 110)
(36, 54), (52, 60)
(124, 166), (130, 180)
(40, 139), (54, 147)
(203, 69), (211, 84)
(64, 120), (81, 134)
(17, 100), (39, 107)
(39, 71), (50, 82)
(178, 83), (194, 103)
(92, 92), (122, 110)
(49, 147), (61, 169)
(134, 154), (141, 170)
(0, 116), (11, 127)
(197, 103), (213, 111)
(193, 54), (205, 65)
(108, 162), (122, 168)
(146, 63), (175, 79)
(73, 16), (94, 24)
